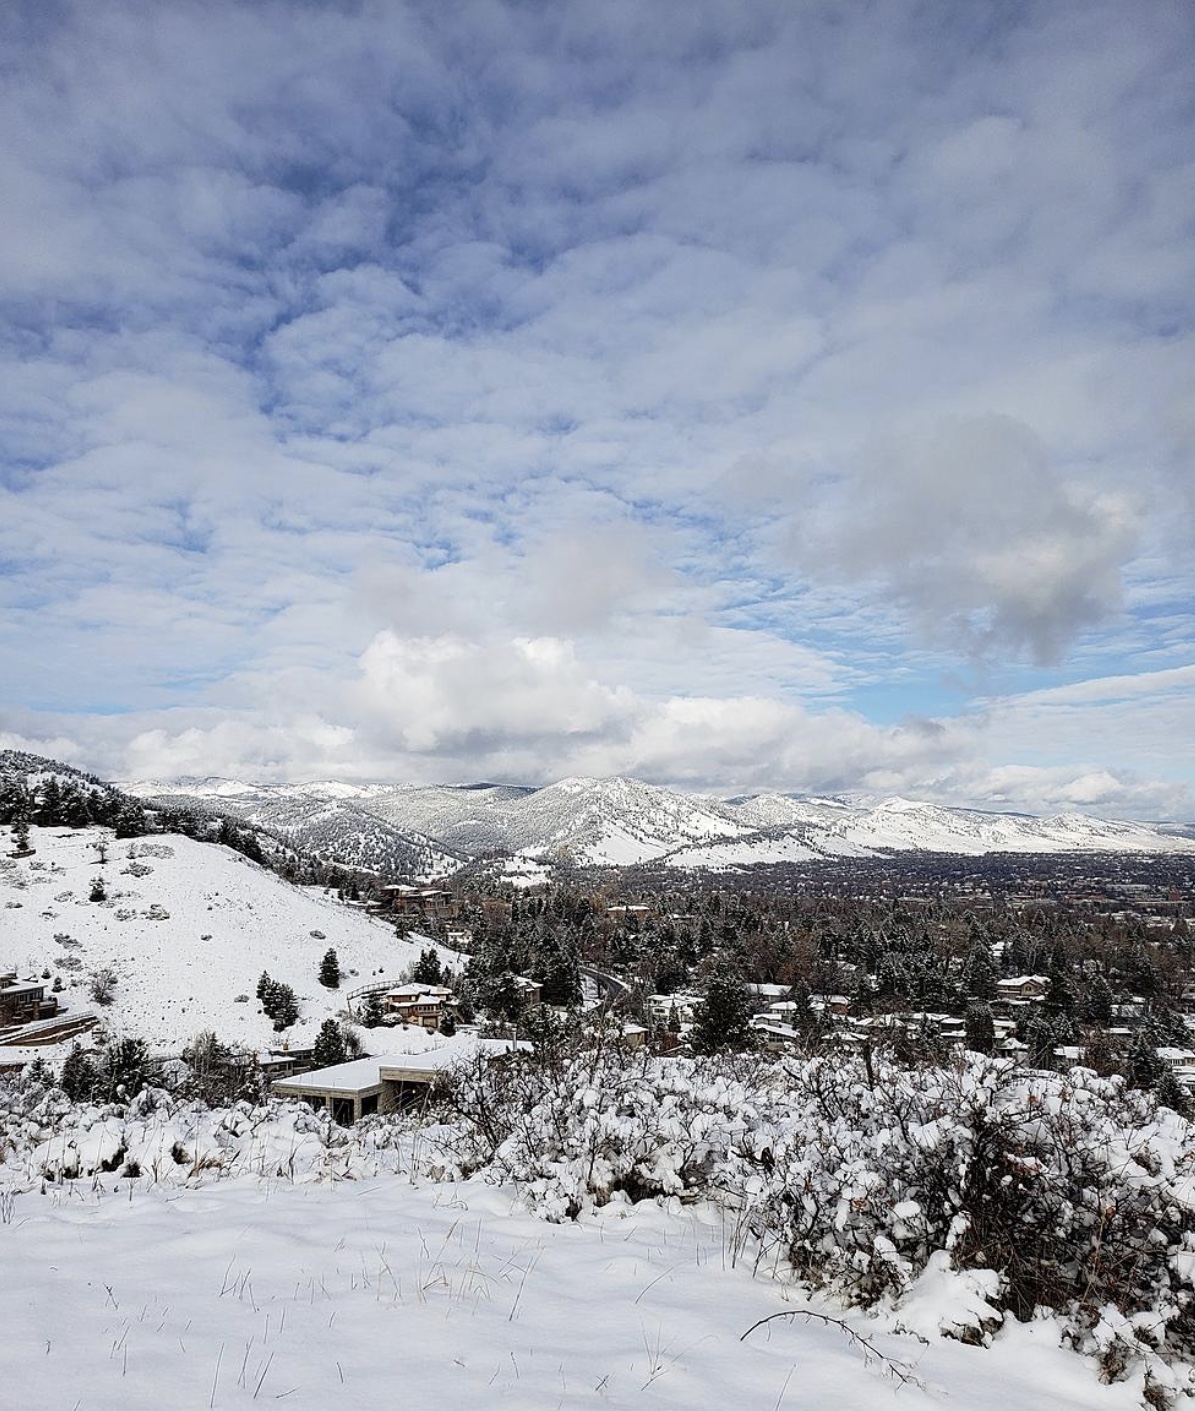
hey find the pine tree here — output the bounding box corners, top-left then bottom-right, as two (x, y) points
(98, 1037), (150, 1103)
(318, 948), (341, 989)
(1156, 1069), (1190, 1117)
(1083, 972), (1114, 1026)
(964, 1002), (996, 1055)
(269, 983), (299, 1031)
(539, 934), (582, 1008)
(113, 803), (148, 839)
(438, 1009), (457, 1036)
(689, 967), (755, 1055)
(1126, 1031), (1165, 1091)
(11, 815), (31, 854)
(312, 1019), (348, 1068)
(481, 971), (526, 1023)
(89, 875), (107, 902)
(1143, 1003), (1190, 1049)
(962, 943), (996, 1000)
(60, 1044), (97, 1102)
(1022, 1011), (1059, 1070)
(362, 991), (384, 1028)
(412, 947), (442, 986)
(37, 777), (63, 826)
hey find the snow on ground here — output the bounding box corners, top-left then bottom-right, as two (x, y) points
(0, 1172), (1147, 1411)
(0, 827), (458, 1053)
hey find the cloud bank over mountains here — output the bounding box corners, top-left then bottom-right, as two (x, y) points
(1, 1), (1192, 818)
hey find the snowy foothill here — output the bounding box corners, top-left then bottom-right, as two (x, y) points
(0, 825), (459, 1052)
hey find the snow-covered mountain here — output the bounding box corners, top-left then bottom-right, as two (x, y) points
(124, 779), (466, 881)
(0, 825), (456, 1050)
(123, 774), (1195, 869)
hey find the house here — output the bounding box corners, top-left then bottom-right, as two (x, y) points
(380, 886), (460, 922)
(272, 1037), (528, 1123)
(382, 983), (457, 1030)
(995, 975), (1050, 1003)
(606, 904), (651, 924)
(647, 993), (701, 1026)
(271, 1055), (396, 1125)
(0, 973), (59, 1025)
(512, 975), (543, 1007)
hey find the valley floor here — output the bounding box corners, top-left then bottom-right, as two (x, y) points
(2, 1173), (1149, 1411)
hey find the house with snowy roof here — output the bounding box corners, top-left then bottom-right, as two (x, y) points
(0, 973), (58, 1025)
(271, 1037), (529, 1124)
(382, 983), (457, 1029)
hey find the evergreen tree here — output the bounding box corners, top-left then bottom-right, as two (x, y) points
(89, 875), (107, 902)
(539, 934), (582, 1008)
(412, 947), (442, 986)
(961, 943), (996, 1000)
(256, 971), (272, 1003)
(238, 830), (264, 863)
(11, 816), (31, 854)
(64, 787), (93, 829)
(438, 1009), (457, 1036)
(1042, 960), (1077, 1022)
(318, 948), (341, 989)
(312, 1019), (348, 1067)
(1156, 1069), (1190, 1117)
(1126, 1031), (1165, 1092)
(36, 777), (63, 826)
(1022, 1011), (1059, 1070)
(1144, 1003), (1190, 1049)
(964, 1002), (996, 1055)
(269, 983), (299, 1031)
(113, 803), (148, 839)
(480, 970), (526, 1024)
(97, 1037), (151, 1103)
(181, 1031), (236, 1104)
(60, 1044), (97, 1102)
(689, 967), (755, 1055)
(1083, 972), (1114, 1026)
(362, 991), (384, 1028)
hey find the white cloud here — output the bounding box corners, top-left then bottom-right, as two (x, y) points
(0, 1), (1191, 815)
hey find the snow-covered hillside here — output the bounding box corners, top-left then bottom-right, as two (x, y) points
(126, 773), (1195, 870)
(0, 826), (452, 1051)
(124, 780), (466, 881)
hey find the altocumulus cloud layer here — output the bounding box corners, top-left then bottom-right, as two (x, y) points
(1, 0), (1193, 816)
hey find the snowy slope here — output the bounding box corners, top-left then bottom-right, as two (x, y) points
(124, 780), (465, 881)
(0, 1172), (1140, 1411)
(361, 781), (536, 853)
(0, 826), (456, 1051)
(500, 776), (751, 865)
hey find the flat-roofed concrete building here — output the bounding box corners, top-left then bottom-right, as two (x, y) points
(271, 1038), (528, 1124)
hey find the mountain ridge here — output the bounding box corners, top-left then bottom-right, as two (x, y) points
(122, 772), (1195, 871)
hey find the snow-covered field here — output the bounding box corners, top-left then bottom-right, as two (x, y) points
(0, 1172), (1143, 1411)
(0, 827), (455, 1052)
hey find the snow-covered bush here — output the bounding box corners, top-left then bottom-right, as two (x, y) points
(433, 1044), (1195, 1379)
(436, 1041), (762, 1219)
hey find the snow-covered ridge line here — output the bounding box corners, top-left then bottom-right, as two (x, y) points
(123, 773), (1195, 869)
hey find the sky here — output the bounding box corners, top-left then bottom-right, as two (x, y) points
(1, 0), (1193, 818)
